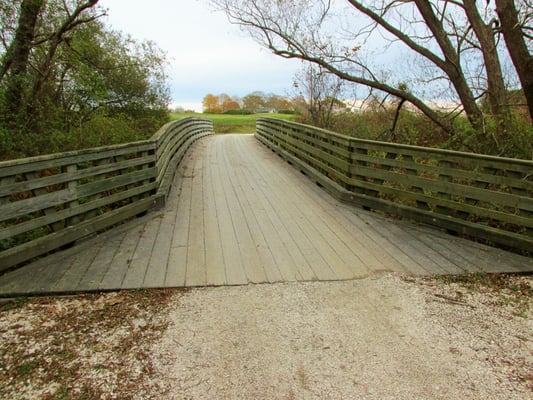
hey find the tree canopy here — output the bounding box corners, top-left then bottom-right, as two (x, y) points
(212, 0), (532, 155)
(202, 91), (293, 113)
(0, 0), (170, 159)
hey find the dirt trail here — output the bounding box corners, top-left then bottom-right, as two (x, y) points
(154, 274), (533, 399)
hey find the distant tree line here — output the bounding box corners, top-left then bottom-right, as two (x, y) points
(202, 92), (295, 113)
(0, 0), (170, 159)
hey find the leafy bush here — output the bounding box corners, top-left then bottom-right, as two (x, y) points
(305, 108), (531, 160)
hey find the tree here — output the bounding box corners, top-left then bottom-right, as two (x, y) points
(265, 94), (292, 111)
(495, 0), (533, 120)
(2, 0), (45, 121)
(203, 93), (220, 112)
(293, 65), (345, 129)
(219, 93), (240, 112)
(0, 0), (170, 157)
(202, 93), (241, 112)
(211, 0), (532, 148)
(242, 92), (265, 111)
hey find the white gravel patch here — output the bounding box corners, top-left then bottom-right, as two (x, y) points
(154, 274), (533, 399)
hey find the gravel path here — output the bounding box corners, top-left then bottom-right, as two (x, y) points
(155, 274), (533, 399)
(1, 273), (531, 398)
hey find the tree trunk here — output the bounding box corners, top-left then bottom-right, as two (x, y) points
(495, 0), (533, 122)
(414, 0), (485, 131)
(3, 0), (44, 121)
(463, 0), (512, 138)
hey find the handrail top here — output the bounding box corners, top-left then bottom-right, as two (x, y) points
(150, 117), (213, 142)
(0, 140), (155, 168)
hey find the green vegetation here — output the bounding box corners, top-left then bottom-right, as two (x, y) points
(171, 112), (297, 133)
(0, 0), (170, 161)
(1, 3), (529, 161)
(329, 107), (533, 159)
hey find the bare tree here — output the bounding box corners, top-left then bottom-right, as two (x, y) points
(293, 65), (345, 129)
(212, 0), (532, 141)
(496, 0), (533, 120)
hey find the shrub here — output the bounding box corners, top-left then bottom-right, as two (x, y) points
(223, 109), (253, 115)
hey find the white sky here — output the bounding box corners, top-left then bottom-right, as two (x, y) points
(98, 0), (302, 111)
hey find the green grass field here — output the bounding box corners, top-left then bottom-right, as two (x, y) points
(170, 112), (297, 133)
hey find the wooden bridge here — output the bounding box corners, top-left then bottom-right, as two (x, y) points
(0, 118), (532, 296)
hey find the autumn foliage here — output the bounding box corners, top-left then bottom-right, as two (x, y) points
(203, 93), (240, 113)
(202, 92), (294, 114)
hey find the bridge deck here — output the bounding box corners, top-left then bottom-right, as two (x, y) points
(1, 134), (531, 296)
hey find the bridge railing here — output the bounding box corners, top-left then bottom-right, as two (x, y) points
(0, 117), (213, 272)
(256, 117), (532, 253)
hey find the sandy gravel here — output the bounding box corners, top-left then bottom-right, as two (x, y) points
(154, 274), (533, 400)
(1, 273), (531, 399)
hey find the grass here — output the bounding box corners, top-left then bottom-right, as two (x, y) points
(170, 112), (297, 134)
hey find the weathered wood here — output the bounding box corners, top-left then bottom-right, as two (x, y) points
(1, 134), (532, 297)
(0, 117), (213, 271)
(0, 182), (157, 242)
(257, 118), (533, 253)
(0, 141), (155, 178)
(0, 197), (157, 272)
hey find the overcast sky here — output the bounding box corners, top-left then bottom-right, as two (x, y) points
(99, 0), (301, 111)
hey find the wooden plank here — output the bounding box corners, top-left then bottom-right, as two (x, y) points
(338, 175), (532, 228)
(346, 151), (531, 192)
(257, 128), (533, 253)
(203, 140), (227, 285)
(0, 182), (157, 242)
(0, 197), (157, 271)
(165, 162), (193, 287)
(0, 188), (75, 223)
(76, 167), (156, 199)
(258, 134), (436, 275)
(0, 118), (213, 280)
(266, 155), (392, 277)
(75, 234), (123, 291)
(346, 164), (533, 212)
(184, 148), (207, 286)
(252, 161), (354, 280)
(221, 136), (270, 283)
(328, 205), (409, 274)
(229, 156), (286, 283)
(143, 214), (173, 288)
(237, 166), (304, 282)
(210, 138), (248, 285)
(238, 135), (349, 281)
(120, 217), (161, 288)
(51, 239), (103, 292)
(98, 230), (142, 290)
(0, 141), (154, 178)
(229, 171), (283, 283)
(0, 155), (155, 198)
(1, 132), (532, 298)
(0, 258), (52, 295)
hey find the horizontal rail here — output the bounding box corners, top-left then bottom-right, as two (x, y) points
(256, 118), (533, 253)
(0, 117), (213, 272)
